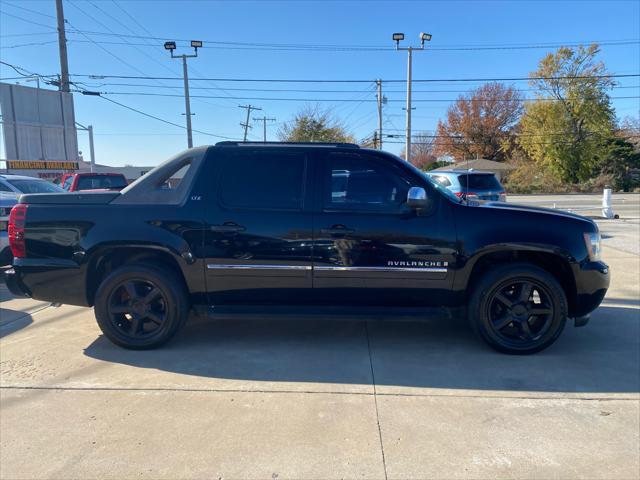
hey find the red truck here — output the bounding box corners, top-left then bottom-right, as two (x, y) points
(60, 173), (128, 192)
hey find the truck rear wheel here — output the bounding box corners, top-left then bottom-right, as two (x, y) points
(94, 263), (189, 349)
(469, 263), (567, 354)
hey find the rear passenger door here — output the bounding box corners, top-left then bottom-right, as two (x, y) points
(203, 148), (313, 305)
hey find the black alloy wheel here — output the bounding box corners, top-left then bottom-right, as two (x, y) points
(94, 263), (189, 349)
(486, 279), (554, 347)
(107, 278), (168, 339)
(469, 263), (568, 354)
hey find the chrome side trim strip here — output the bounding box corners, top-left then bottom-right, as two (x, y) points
(207, 264), (312, 270)
(206, 264), (447, 273)
(314, 266), (448, 273)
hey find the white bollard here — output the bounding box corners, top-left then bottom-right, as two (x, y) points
(602, 187), (616, 219)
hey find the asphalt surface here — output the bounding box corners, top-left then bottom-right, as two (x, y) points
(1, 195), (639, 479)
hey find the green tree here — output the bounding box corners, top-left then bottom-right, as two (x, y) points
(518, 44), (616, 183)
(278, 106), (354, 143)
(596, 136), (640, 191)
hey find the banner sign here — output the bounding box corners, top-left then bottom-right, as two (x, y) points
(6, 160), (79, 170)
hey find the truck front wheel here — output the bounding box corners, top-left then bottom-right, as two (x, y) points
(94, 264), (189, 349)
(469, 263), (568, 354)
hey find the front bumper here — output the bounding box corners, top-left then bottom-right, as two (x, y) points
(571, 260), (610, 317)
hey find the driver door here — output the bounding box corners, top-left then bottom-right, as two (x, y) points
(312, 151), (457, 306)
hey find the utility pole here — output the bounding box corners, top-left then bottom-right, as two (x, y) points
(253, 116), (276, 142)
(393, 32), (432, 162)
(239, 105), (261, 141)
(55, 0), (70, 92)
(376, 79), (384, 150)
(164, 40), (202, 148)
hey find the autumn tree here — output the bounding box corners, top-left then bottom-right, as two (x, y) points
(278, 106), (354, 143)
(518, 44), (616, 183)
(433, 82), (523, 162)
(399, 132), (438, 170)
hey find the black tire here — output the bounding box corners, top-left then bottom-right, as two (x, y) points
(468, 263), (567, 354)
(94, 263), (189, 349)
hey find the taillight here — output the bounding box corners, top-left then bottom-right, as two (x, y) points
(8, 204), (28, 258)
(455, 192), (464, 198)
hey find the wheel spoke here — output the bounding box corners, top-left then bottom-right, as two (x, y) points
(518, 282), (533, 303)
(495, 292), (513, 308)
(492, 313), (513, 330)
(142, 287), (161, 306)
(146, 311), (164, 326)
(519, 319), (533, 340)
(123, 281), (138, 301)
(530, 307), (552, 315)
(110, 304), (131, 315)
(130, 316), (142, 336)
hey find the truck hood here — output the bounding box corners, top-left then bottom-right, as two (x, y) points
(479, 201), (597, 225)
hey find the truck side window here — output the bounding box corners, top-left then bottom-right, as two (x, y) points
(219, 151), (305, 210)
(323, 154), (411, 212)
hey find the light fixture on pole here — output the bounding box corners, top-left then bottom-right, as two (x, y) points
(164, 40), (202, 148)
(393, 31), (432, 163)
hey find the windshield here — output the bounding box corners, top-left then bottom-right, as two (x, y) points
(7, 179), (65, 194)
(76, 175), (128, 190)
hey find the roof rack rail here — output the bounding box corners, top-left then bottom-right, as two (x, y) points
(215, 141), (360, 149)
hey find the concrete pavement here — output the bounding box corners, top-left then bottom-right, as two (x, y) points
(1, 245), (639, 479)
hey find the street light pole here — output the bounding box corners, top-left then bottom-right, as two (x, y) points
(393, 32), (432, 163)
(164, 40), (202, 149)
(181, 56), (193, 148)
(405, 47), (412, 160)
(376, 79), (383, 150)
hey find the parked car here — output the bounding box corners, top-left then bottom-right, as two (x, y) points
(0, 192), (18, 266)
(60, 173), (128, 192)
(4, 142), (609, 354)
(0, 174), (66, 195)
(426, 170), (506, 202)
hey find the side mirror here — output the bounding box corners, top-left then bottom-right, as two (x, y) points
(407, 186), (429, 209)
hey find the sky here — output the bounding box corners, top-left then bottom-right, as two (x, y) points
(0, 0), (639, 167)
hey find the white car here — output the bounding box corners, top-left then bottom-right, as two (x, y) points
(0, 192), (18, 266)
(0, 174), (65, 195)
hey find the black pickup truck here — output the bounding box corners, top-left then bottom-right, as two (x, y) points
(4, 142), (609, 354)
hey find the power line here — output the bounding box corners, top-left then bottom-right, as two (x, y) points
(62, 35), (640, 52)
(92, 91), (640, 103)
(0, 10), (57, 30)
(95, 95), (236, 140)
(0, 40), (59, 50)
(67, 73), (640, 83)
(57, 27), (640, 51)
(1, 1), (58, 19)
(57, 81), (640, 93)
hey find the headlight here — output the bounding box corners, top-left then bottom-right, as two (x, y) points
(583, 232), (601, 261)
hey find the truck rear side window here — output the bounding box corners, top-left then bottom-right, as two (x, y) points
(219, 151), (305, 210)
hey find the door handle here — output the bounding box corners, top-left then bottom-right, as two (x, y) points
(210, 223), (245, 233)
(320, 226), (354, 236)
